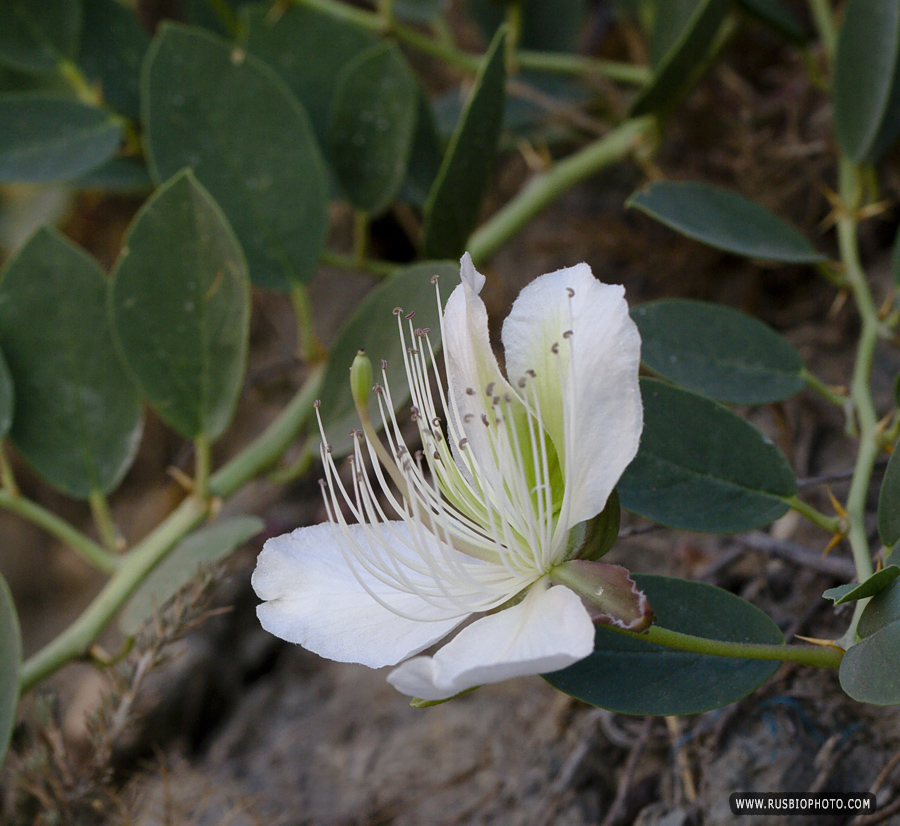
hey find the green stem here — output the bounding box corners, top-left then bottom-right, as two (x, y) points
(801, 367), (847, 407)
(290, 283), (321, 363)
(517, 50), (651, 86)
(89, 489), (120, 553)
(623, 624), (843, 669)
(0, 490), (118, 574)
(468, 117), (654, 265)
(784, 495), (842, 534)
(808, 0), (837, 63)
(194, 434), (212, 497)
(19, 496), (210, 693)
(837, 157), (879, 643)
(296, 0), (385, 32)
(0, 443), (18, 496)
(320, 248), (396, 278)
(57, 59), (97, 104)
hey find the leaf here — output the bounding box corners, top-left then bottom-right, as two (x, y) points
(840, 618), (900, 705)
(0, 93), (122, 183)
(0, 0), (81, 74)
(617, 378), (796, 533)
(394, 0), (443, 24)
(402, 91), (443, 208)
(422, 27), (506, 260)
(0, 227), (142, 498)
(649, 0), (704, 67)
(879, 442), (900, 548)
(833, 0), (900, 163)
(823, 566), (900, 605)
(735, 0), (808, 43)
(631, 299), (806, 404)
(0, 571), (21, 767)
(109, 170), (250, 441)
(240, 4), (377, 151)
(627, 181), (826, 263)
(327, 42), (418, 216)
(629, 0), (730, 116)
(75, 155), (152, 192)
(77, 0), (149, 119)
(468, 0), (585, 53)
(858, 579), (900, 639)
(544, 574), (783, 715)
(142, 22), (329, 289)
(317, 261), (457, 457)
(120, 516), (263, 635)
(0, 350), (14, 439)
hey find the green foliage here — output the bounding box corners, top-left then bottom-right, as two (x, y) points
(735, 0), (808, 43)
(632, 299), (806, 405)
(468, 0), (585, 52)
(840, 619), (900, 705)
(0, 351), (13, 440)
(0, 0), (81, 74)
(823, 566), (900, 605)
(627, 181), (825, 263)
(328, 43), (419, 216)
(544, 574), (783, 715)
(879, 443), (900, 549)
(833, 0), (900, 163)
(109, 170), (250, 442)
(142, 22), (329, 289)
(0, 571), (20, 768)
(0, 227), (142, 498)
(618, 379), (796, 532)
(422, 27), (507, 260)
(0, 94), (122, 183)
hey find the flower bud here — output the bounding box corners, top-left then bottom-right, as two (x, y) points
(350, 349), (373, 418)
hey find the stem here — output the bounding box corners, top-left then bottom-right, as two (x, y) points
(0, 443), (18, 496)
(208, 364), (325, 498)
(320, 248), (396, 278)
(517, 50), (651, 86)
(89, 489), (120, 553)
(353, 211), (369, 268)
(468, 116), (654, 265)
(801, 367), (847, 407)
(621, 624), (843, 669)
(194, 434), (211, 497)
(0, 491), (118, 574)
(808, 0), (837, 63)
(19, 496), (210, 693)
(57, 59), (97, 104)
(784, 495), (842, 533)
(290, 283), (323, 363)
(296, 0), (386, 32)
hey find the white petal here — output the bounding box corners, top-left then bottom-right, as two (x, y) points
(252, 522), (468, 668)
(501, 264), (642, 527)
(386, 583), (595, 700)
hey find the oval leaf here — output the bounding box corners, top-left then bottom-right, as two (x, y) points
(833, 0), (900, 163)
(0, 349), (14, 439)
(110, 170), (250, 441)
(317, 260), (457, 457)
(858, 579), (900, 639)
(0, 227), (142, 498)
(840, 618), (900, 705)
(0, 571), (21, 767)
(142, 22), (329, 289)
(120, 515), (263, 635)
(422, 27), (506, 260)
(627, 181), (825, 263)
(618, 378), (796, 532)
(0, 94), (122, 183)
(544, 574), (783, 715)
(823, 565), (900, 605)
(629, 0), (730, 116)
(328, 42), (418, 216)
(632, 299), (806, 404)
(0, 0), (81, 74)
(879, 441), (900, 548)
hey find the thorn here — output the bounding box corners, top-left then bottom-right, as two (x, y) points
(826, 486), (849, 520)
(821, 532), (843, 559)
(795, 635), (846, 653)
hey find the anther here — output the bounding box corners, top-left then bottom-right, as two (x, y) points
(432, 416), (441, 427)
(373, 382), (384, 395)
(314, 399), (321, 408)
(551, 342), (560, 354)
(563, 329), (573, 339)
(566, 287), (575, 297)
(407, 347), (419, 355)
(526, 369), (536, 378)
(414, 450), (423, 462)
(325, 444), (333, 453)
(459, 438), (469, 448)
(318, 478), (326, 488)
(518, 378), (526, 388)
(405, 310), (416, 320)
(393, 307), (403, 315)
(433, 450), (440, 460)
(486, 382), (495, 396)
(463, 413), (474, 422)
(381, 359), (388, 370)
(481, 413), (490, 426)
(492, 396), (500, 406)
(431, 274), (440, 284)
(466, 387), (476, 395)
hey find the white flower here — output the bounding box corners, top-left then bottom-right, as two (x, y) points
(253, 254), (647, 701)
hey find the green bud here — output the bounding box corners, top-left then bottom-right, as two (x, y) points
(350, 349), (374, 419)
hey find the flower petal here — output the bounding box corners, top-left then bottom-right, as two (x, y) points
(501, 264), (642, 527)
(252, 522), (468, 668)
(386, 582), (595, 700)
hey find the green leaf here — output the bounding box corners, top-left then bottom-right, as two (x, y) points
(142, 22), (329, 290)
(735, 0), (808, 43)
(422, 27), (506, 260)
(629, 0), (730, 116)
(317, 261), (457, 457)
(0, 571), (21, 767)
(833, 0), (900, 163)
(75, 155), (152, 192)
(823, 566), (900, 605)
(110, 170), (250, 441)
(618, 378), (796, 533)
(649, 0), (704, 66)
(840, 618), (900, 705)
(402, 91), (443, 208)
(544, 574), (783, 715)
(328, 42), (418, 216)
(240, 4), (377, 151)
(858, 579), (900, 639)
(119, 516), (263, 635)
(0, 0), (81, 74)
(879, 442), (900, 548)
(394, 0), (443, 24)
(0, 93), (122, 183)
(77, 0), (149, 119)
(627, 181), (826, 263)
(468, 0), (585, 53)
(631, 299), (806, 404)
(0, 350), (14, 439)
(0, 227), (142, 498)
